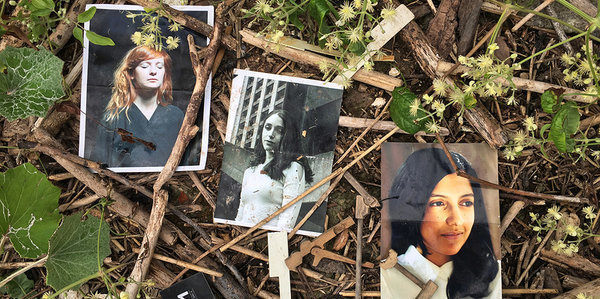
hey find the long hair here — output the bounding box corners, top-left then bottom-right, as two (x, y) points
(105, 45), (173, 123)
(387, 148), (497, 298)
(250, 110), (314, 184)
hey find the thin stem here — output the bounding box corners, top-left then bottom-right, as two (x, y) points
(518, 32), (587, 66)
(585, 27), (598, 84)
(0, 256), (48, 289)
(555, 0), (594, 23)
(490, 6), (510, 47)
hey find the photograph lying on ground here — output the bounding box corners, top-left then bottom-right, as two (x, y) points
(78, 4), (213, 172)
(213, 69), (343, 237)
(380, 143), (501, 299)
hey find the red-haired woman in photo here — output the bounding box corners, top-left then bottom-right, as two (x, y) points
(92, 45), (184, 167)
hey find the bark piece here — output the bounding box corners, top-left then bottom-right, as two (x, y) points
(426, 0), (460, 59)
(553, 278), (600, 299)
(457, 0), (483, 55)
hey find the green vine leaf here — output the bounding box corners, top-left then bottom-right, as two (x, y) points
(85, 30), (115, 46)
(390, 86), (427, 134)
(541, 90), (558, 114)
(0, 163), (61, 258)
(0, 273), (33, 298)
(548, 102), (580, 153)
(73, 27), (83, 45)
(46, 212), (111, 291)
(77, 6), (96, 23)
(307, 0), (334, 47)
(0, 47), (65, 121)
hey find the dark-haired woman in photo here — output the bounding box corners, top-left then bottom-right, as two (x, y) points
(91, 45), (184, 167)
(381, 148), (500, 299)
(235, 110), (314, 229)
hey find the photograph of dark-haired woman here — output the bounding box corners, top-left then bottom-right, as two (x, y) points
(214, 70), (343, 236)
(380, 143), (501, 299)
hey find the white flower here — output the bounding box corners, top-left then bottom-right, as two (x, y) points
(348, 27), (362, 43)
(426, 121), (440, 133)
(165, 36), (180, 50)
(381, 5), (396, 20)
(432, 78), (448, 96)
(431, 100), (445, 117)
(339, 2), (356, 23)
(422, 94), (434, 104)
(548, 205), (562, 220)
(409, 98), (420, 116)
(503, 148), (516, 161)
(524, 116), (537, 132)
(131, 31), (143, 45)
(487, 43), (499, 54)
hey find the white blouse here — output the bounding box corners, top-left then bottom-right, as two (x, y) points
(380, 245), (501, 299)
(235, 161), (306, 229)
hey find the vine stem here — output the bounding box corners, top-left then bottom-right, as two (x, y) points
(0, 256), (47, 289)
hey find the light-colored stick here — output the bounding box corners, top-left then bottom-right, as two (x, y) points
(132, 248), (222, 277)
(0, 256), (47, 288)
(219, 127), (400, 252)
(338, 116), (450, 135)
(511, 0), (555, 32)
(240, 29), (404, 91)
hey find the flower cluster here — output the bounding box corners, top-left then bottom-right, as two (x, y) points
(560, 47), (600, 102)
(529, 205), (599, 256)
(244, 0), (394, 84)
(127, 9), (181, 51)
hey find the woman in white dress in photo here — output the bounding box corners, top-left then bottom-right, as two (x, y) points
(235, 110), (314, 229)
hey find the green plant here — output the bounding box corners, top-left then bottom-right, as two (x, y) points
(243, 0), (397, 84)
(0, 164), (111, 297)
(530, 205), (599, 256)
(126, 6), (183, 51)
(1, 1), (112, 48)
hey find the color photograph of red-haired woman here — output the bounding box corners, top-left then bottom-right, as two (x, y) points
(79, 5), (213, 172)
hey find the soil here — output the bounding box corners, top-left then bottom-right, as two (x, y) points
(1, 0), (600, 298)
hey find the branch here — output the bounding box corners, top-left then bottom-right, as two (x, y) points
(125, 5), (223, 297)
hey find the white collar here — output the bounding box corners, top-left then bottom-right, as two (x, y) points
(397, 245), (453, 284)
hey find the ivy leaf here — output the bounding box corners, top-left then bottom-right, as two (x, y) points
(46, 212), (111, 291)
(73, 27), (83, 45)
(85, 30), (115, 46)
(389, 86), (427, 134)
(289, 9), (305, 31)
(548, 102), (580, 153)
(77, 6), (96, 23)
(0, 163), (61, 258)
(541, 90), (558, 113)
(0, 47), (65, 121)
(0, 273), (33, 298)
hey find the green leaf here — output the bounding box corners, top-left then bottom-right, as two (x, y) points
(0, 47), (65, 121)
(29, 7), (52, 17)
(30, 0), (54, 10)
(73, 27), (83, 45)
(46, 212), (111, 291)
(389, 86), (427, 134)
(541, 90), (558, 113)
(0, 163), (61, 258)
(0, 273), (34, 298)
(348, 41), (365, 55)
(85, 30), (115, 46)
(289, 10), (305, 31)
(307, 0), (333, 46)
(548, 102), (580, 153)
(77, 6), (96, 23)
(464, 94), (477, 109)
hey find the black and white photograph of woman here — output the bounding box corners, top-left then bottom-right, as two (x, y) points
(380, 143), (501, 299)
(213, 70), (343, 236)
(79, 5), (213, 172)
